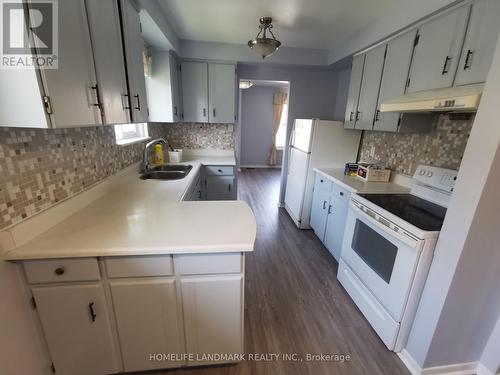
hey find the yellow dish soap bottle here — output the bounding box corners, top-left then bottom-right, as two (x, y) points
(154, 143), (165, 165)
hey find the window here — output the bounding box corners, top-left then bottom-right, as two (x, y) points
(275, 104), (288, 149)
(114, 123), (149, 145)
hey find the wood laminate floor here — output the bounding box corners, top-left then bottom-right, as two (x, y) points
(143, 168), (410, 375)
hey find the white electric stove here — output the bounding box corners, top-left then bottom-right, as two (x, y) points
(337, 165), (458, 352)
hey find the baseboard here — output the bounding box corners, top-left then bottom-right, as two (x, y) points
(240, 165), (281, 169)
(398, 349), (422, 375)
(476, 362), (496, 375)
(398, 349), (482, 375)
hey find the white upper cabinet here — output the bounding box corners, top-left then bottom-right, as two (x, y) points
(182, 62), (209, 123)
(455, 0), (500, 86)
(121, 0), (148, 122)
(344, 54), (365, 129)
(85, 0), (130, 124)
(407, 5), (470, 93)
(208, 63), (236, 123)
(36, 0), (102, 127)
(355, 44), (386, 130)
(32, 284), (118, 375)
(374, 30), (417, 132)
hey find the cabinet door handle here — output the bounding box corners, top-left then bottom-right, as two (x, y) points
(339, 191), (344, 196)
(121, 93), (130, 110)
(323, 201), (327, 210)
(328, 205), (333, 214)
(355, 111), (360, 121)
(213, 108), (216, 117)
(349, 111), (354, 122)
(203, 108), (207, 117)
(90, 85), (101, 109)
(173, 105), (178, 116)
(134, 94), (141, 111)
(374, 109), (381, 122)
(228, 184), (231, 192)
(463, 49), (473, 70)
(441, 56), (451, 75)
(88, 302), (97, 322)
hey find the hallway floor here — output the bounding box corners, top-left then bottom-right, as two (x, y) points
(144, 168), (409, 375)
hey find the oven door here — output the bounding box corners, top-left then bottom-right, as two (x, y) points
(340, 202), (423, 322)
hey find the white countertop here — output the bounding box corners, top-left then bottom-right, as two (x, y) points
(314, 167), (410, 194)
(4, 154), (257, 260)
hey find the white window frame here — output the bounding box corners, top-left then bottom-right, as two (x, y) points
(275, 103), (289, 150)
(114, 123), (150, 145)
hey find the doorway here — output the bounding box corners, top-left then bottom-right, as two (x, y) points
(236, 79), (290, 171)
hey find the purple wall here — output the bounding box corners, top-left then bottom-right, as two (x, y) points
(240, 86), (284, 166)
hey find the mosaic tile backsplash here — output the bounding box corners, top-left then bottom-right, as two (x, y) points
(151, 122), (235, 150)
(359, 114), (474, 176)
(0, 122), (234, 230)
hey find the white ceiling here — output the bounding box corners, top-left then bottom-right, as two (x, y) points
(157, 0), (400, 50)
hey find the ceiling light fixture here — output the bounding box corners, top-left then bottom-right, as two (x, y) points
(239, 81), (254, 89)
(248, 17), (282, 59)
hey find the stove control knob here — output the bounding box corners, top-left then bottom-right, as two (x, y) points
(426, 171), (434, 177)
(419, 169), (426, 175)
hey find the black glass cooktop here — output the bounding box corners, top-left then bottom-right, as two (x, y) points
(358, 194), (447, 232)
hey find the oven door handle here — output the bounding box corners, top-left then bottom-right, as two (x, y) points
(350, 201), (421, 249)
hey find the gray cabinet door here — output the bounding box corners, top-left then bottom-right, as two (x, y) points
(182, 62), (209, 123)
(407, 5), (470, 93)
(35, 0), (101, 128)
(455, 0), (500, 86)
(324, 195), (348, 262)
(86, 0), (130, 124)
(121, 0), (149, 122)
(374, 30), (417, 132)
(208, 63), (236, 124)
(355, 44), (387, 130)
(310, 187), (331, 241)
(206, 176), (235, 200)
(344, 55), (365, 129)
(169, 54), (182, 122)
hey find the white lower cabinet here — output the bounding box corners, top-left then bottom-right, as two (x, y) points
(205, 165), (237, 200)
(27, 254), (245, 374)
(310, 173), (351, 261)
(181, 275), (244, 366)
(110, 279), (183, 371)
(32, 284), (118, 375)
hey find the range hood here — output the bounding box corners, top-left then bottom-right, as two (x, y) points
(380, 84), (483, 113)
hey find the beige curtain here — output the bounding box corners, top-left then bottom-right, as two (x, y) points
(268, 92), (288, 165)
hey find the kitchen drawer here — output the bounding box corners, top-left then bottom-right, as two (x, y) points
(331, 182), (350, 204)
(23, 258), (100, 284)
(314, 173), (332, 193)
(205, 165), (234, 176)
(176, 253), (242, 275)
(105, 255), (174, 278)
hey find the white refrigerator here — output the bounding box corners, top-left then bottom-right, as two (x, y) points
(284, 119), (361, 229)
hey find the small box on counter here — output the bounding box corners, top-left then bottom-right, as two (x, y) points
(357, 163), (391, 182)
(344, 163), (359, 177)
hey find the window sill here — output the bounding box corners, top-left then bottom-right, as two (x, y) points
(276, 147), (285, 151)
(116, 136), (151, 146)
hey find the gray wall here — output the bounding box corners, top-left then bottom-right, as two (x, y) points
(405, 34), (500, 370)
(240, 86), (284, 166)
(236, 63), (345, 203)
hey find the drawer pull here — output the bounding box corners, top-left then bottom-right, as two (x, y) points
(339, 192), (344, 196)
(323, 200), (327, 210)
(88, 302), (97, 322)
(218, 169), (223, 173)
(54, 267), (65, 276)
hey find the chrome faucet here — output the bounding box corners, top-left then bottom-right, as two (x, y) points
(142, 138), (169, 172)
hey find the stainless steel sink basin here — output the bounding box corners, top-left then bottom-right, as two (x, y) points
(140, 165), (193, 180)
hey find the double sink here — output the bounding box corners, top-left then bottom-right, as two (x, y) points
(140, 165), (193, 180)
